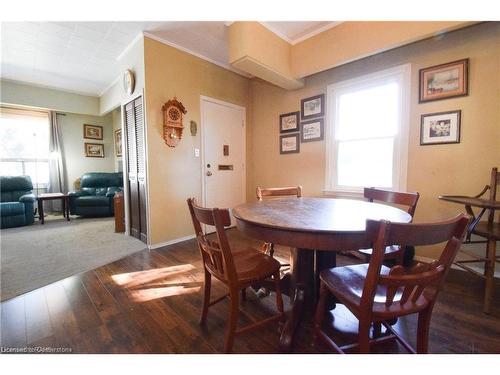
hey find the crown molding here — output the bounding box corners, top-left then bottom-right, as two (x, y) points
(98, 73), (122, 97)
(116, 32), (144, 62)
(290, 22), (343, 45)
(0, 77), (99, 97)
(259, 21), (343, 45)
(143, 32), (251, 78)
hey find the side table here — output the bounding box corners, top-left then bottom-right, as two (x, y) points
(114, 192), (125, 233)
(37, 193), (70, 224)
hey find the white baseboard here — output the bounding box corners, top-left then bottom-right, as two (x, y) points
(148, 234), (196, 250)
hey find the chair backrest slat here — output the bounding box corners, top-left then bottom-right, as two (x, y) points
(364, 187), (420, 217)
(362, 214), (469, 312)
(187, 198), (236, 282)
(256, 186), (302, 201)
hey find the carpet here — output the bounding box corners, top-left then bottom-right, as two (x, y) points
(0, 216), (147, 301)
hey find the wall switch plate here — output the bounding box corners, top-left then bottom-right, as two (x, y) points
(194, 148), (200, 157)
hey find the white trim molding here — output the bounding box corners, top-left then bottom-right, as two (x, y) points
(148, 234), (196, 250)
(143, 32), (251, 78)
(324, 63), (411, 194)
(259, 22), (343, 45)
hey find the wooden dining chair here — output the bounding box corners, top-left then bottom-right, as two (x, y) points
(256, 186), (302, 259)
(454, 167), (499, 313)
(357, 187), (420, 265)
(314, 214), (469, 354)
(187, 198), (284, 353)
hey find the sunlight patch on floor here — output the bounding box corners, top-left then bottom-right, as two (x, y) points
(130, 284), (201, 302)
(111, 264), (197, 288)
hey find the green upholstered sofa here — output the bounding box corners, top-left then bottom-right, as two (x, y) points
(68, 172), (123, 217)
(0, 175), (37, 229)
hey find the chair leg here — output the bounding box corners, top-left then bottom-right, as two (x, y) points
(416, 306), (433, 353)
(483, 238), (496, 314)
(314, 282), (329, 339)
(373, 322), (382, 338)
(199, 270), (211, 325)
(224, 289), (240, 353)
(269, 243), (275, 257)
(358, 320), (371, 353)
(396, 247), (405, 266)
(241, 288), (247, 301)
(273, 271), (284, 317)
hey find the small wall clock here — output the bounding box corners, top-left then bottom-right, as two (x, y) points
(123, 69), (135, 95)
(162, 97), (187, 147)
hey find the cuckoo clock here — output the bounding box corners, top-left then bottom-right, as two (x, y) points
(162, 97), (187, 147)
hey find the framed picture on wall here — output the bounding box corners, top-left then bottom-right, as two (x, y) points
(419, 59), (469, 103)
(420, 110), (461, 146)
(301, 118), (324, 142)
(114, 129), (122, 157)
(85, 142), (105, 157)
(279, 111), (300, 133)
(83, 124), (103, 140)
(280, 133), (300, 154)
(301, 94), (324, 120)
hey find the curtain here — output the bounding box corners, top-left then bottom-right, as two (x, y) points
(47, 111), (67, 212)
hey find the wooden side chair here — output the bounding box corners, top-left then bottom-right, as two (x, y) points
(357, 187), (420, 265)
(455, 167), (499, 313)
(187, 198), (284, 353)
(314, 214), (469, 354)
(256, 186), (302, 259)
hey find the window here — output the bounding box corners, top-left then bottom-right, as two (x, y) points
(0, 107), (50, 189)
(325, 64), (410, 193)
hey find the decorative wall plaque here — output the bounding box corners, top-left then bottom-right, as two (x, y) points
(162, 97), (187, 147)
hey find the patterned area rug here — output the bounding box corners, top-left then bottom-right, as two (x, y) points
(0, 216), (146, 301)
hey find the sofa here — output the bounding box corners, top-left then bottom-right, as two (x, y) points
(0, 176), (37, 229)
(68, 172), (123, 217)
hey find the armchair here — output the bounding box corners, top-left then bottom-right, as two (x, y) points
(0, 175), (37, 229)
(68, 172), (123, 217)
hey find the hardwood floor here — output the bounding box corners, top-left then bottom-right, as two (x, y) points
(1, 229), (499, 354)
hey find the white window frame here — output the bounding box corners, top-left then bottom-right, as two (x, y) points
(324, 64), (411, 195)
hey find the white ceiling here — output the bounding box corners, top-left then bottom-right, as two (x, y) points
(0, 21), (338, 97)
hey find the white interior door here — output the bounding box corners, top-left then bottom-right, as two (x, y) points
(201, 97), (246, 227)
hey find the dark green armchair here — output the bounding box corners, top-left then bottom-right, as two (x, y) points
(0, 175), (36, 229)
(68, 172), (123, 217)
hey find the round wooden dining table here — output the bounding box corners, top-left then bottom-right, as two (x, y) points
(232, 197), (412, 352)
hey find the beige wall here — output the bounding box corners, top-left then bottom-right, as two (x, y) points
(0, 80), (100, 116)
(249, 22), (500, 258)
(58, 112), (115, 190)
(291, 21), (477, 78)
(99, 37), (145, 115)
(143, 37), (251, 245)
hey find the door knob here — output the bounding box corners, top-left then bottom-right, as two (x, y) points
(206, 171), (212, 176)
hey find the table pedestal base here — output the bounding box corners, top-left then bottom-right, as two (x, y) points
(279, 248), (337, 352)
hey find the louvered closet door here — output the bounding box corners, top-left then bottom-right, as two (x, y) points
(134, 97), (147, 242)
(124, 96), (147, 243)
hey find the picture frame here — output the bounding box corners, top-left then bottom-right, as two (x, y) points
(301, 94), (324, 120)
(85, 142), (105, 158)
(419, 59), (469, 103)
(114, 129), (122, 157)
(83, 124), (103, 140)
(279, 133), (300, 154)
(279, 111), (300, 133)
(301, 118), (324, 143)
(420, 110), (461, 146)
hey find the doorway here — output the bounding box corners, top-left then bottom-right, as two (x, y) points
(200, 96), (246, 226)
